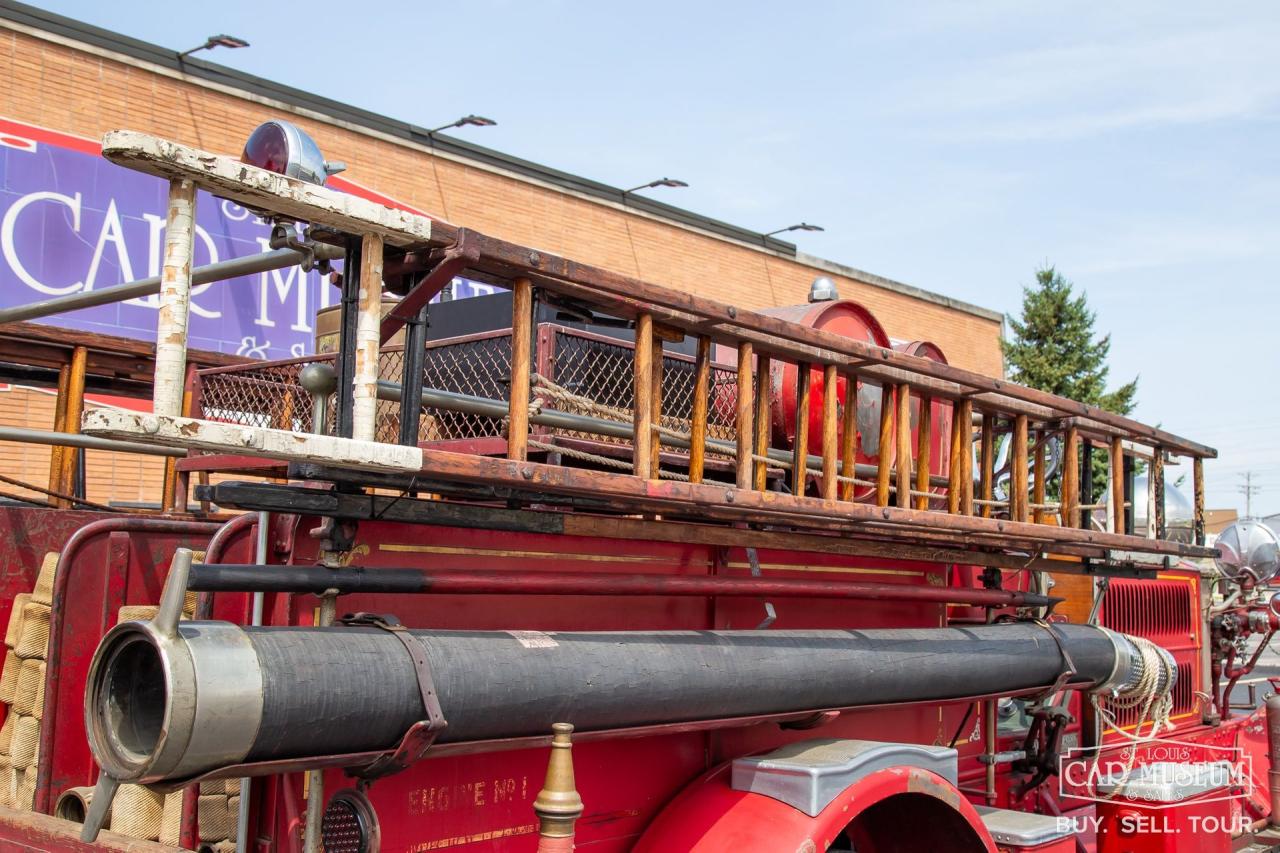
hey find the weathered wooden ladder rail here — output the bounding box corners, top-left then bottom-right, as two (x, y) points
(85, 130), (1215, 568)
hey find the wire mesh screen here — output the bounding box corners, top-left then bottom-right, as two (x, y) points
(418, 333), (513, 443)
(546, 330), (737, 450)
(197, 358), (321, 432)
(195, 326), (732, 456)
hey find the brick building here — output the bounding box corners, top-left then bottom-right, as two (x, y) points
(0, 1), (1003, 507)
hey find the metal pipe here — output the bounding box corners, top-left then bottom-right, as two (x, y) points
(187, 563), (1058, 609)
(84, 620), (1167, 786)
(1267, 694), (1280, 826)
(0, 248), (340, 325)
(236, 512), (270, 853)
(0, 425), (186, 457)
(302, 589), (337, 853)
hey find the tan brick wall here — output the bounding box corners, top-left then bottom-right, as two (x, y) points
(0, 386), (166, 505)
(0, 27), (1002, 373)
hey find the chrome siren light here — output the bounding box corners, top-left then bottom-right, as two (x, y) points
(241, 120), (346, 185)
(1216, 520), (1280, 583)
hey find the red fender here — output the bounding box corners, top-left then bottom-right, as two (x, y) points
(635, 762), (997, 852)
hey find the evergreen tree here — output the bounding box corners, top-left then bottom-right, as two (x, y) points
(1002, 266), (1138, 501)
(1002, 267), (1137, 414)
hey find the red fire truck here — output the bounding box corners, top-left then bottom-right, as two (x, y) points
(0, 120), (1276, 853)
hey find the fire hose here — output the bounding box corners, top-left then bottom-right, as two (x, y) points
(77, 549), (1175, 842)
(85, 617), (1171, 789)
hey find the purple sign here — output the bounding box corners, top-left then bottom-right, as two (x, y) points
(0, 120), (341, 360)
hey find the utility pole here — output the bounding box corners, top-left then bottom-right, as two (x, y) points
(1239, 471), (1261, 519)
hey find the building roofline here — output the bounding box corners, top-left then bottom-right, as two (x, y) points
(0, 0), (1004, 325)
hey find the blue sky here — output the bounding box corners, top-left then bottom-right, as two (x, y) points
(40, 0), (1280, 517)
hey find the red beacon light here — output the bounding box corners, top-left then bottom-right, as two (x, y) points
(241, 120), (345, 186)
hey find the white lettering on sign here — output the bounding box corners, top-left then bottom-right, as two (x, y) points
(255, 236), (311, 332)
(1, 190), (83, 294)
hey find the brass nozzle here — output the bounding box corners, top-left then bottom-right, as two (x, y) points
(533, 722), (584, 839)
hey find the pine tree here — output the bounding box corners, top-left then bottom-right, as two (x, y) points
(1002, 266), (1138, 501)
(1002, 267), (1137, 413)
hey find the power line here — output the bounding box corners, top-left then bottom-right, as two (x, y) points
(1240, 471), (1262, 519)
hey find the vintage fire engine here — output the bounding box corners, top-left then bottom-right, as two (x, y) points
(0, 120), (1276, 853)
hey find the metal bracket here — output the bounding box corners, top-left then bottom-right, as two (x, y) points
(269, 221), (333, 274)
(340, 612), (448, 779)
(380, 229), (480, 344)
(746, 547), (777, 629)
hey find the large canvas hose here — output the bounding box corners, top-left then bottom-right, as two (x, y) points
(83, 616), (1172, 786)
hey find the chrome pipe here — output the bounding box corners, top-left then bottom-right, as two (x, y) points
(0, 247), (340, 325)
(0, 426), (186, 457)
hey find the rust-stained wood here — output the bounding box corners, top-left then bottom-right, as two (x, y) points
(948, 400), (963, 514)
(507, 277), (533, 461)
(959, 400), (974, 516)
(106, 134), (1209, 458)
(407, 443), (1213, 559)
(1032, 431), (1046, 525)
(1193, 456), (1205, 545)
(895, 384), (912, 509)
(689, 336), (711, 484)
(83, 410), (423, 473)
(465, 229), (1215, 458)
(163, 365), (198, 512)
(1012, 415), (1029, 523)
(1152, 447), (1165, 539)
(102, 131), (434, 248)
(352, 232), (385, 443)
(821, 364), (838, 501)
(915, 393), (932, 511)
(633, 314), (654, 480)
(876, 384), (894, 507)
(753, 354), (772, 491)
(559, 514), (1097, 573)
(1062, 426), (1080, 529)
(47, 363), (69, 499)
(793, 363), (812, 496)
(980, 414), (995, 519)
(650, 336), (664, 479)
(736, 343), (754, 490)
(839, 374), (857, 502)
(57, 345), (88, 509)
(153, 178), (196, 418)
(1110, 436), (1125, 534)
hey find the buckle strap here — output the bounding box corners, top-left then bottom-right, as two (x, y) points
(1030, 617), (1079, 701)
(341, 612), (447, 778)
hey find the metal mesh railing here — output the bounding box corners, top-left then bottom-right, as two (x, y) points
(546, 330), (737, 451)
(195, 326), (735, 457)
(419, 333), (512, 443)
(197, 358), (321, 432)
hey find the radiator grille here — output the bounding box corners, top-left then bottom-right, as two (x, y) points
(1101, 579), (1194, 644)
(1100, 577), (1199, 729)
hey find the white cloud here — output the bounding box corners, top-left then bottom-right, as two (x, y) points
(879, 23), (1280, 142)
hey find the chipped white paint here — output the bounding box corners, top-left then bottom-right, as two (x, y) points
(352, 233), (384, 442)
(101, 131), (434, 248)
(82, 409), (423, 473)
(154, 178), (196, 417)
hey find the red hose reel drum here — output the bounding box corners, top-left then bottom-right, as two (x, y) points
(893, 340), (953, 500)
(757, 300), (891, 499)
